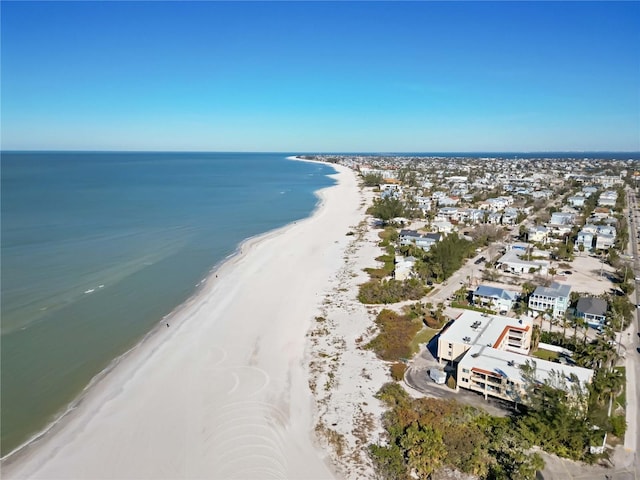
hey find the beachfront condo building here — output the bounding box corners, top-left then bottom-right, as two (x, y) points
(437, 310), (593, 405)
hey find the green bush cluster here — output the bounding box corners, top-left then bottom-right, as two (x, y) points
(369, 383), (544, 480)
(610, 414), (627, 438)
(358, 278), (426, 304)
(366, 310), (422, 361)
(413, 234), (476, 283)
(390, 362), (407, 381)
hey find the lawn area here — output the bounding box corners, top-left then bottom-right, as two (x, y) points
(532, 348), (559, 362)
(450, 302), (495, 315)
(410, 327), (439, 355)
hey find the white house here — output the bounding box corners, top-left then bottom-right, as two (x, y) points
(502, 208), (519, 225)
(432, 220), (455, 234)
(380, 184), (402, 199)
(567, 195), (586, 208)
(575, 230), (595, 251)
(438, 196), (460, 207)
(394, 255), (416, 281)
(487, 212), (502, 225)
(598, 190), (618, 207)
(550, 212), (575, 226)
(597, 225), (617, 236)
(531, 190), (553, 199)
(416, 196), (432, 213)
(595, 233), (616, 250)
(436, 207), (461, 221)
(528, 226), (549, 244)
(496, 248), (550, 275)
(462, 208), (485, 224)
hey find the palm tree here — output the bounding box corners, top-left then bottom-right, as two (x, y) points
(570, 314), (583, 346)
(591, 337), (613, 370)
(545, 307), (555, 334)
(561, 311), (571, 339)
(530, 324), (541, 351)
(591, 368), (625, 409)
(521, 281), (536, 300)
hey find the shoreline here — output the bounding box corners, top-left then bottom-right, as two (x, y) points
(2, 157), (357, 479)
(2, 159), (333, 465)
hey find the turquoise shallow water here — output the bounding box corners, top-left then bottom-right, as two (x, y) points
(0, 152), (335, 455)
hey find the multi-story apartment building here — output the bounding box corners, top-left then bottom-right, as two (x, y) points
(437, 311), (593, 404)
(528, 282), (571, 318)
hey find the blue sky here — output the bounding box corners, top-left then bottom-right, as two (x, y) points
(1, 1), (638, 152)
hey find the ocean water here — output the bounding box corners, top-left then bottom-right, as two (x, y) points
(0, 152), (336, 456)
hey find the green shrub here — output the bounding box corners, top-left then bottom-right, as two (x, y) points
(358, 278), (427, 304)
(610, 414), (627, 437)
(425, 315), (444, 329)
(390, 362), (407, 381)
(366, 310), (422, 361)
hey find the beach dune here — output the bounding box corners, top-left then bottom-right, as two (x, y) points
(4, 162), (358, 479)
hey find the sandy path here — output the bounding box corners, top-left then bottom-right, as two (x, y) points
(3, 161), (361, 479)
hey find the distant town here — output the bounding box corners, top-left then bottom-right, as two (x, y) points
(303, 153), (640, 479)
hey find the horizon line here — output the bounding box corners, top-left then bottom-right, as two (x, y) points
(3, 149), (640, 155)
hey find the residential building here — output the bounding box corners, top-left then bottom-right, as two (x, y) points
(438, 311), (533, 365)
(567, 195), (586, 208)
(436, 207), (460, 221)
(432, 220), (455, 234)
(501, 208), (519, 225)
(456, 344), (593, 403)
(398, 229), (441, 251)
(528, 226), (549, 244)
(487, 212), (502, 225)
(438, 196), (460, 207)
(595, 233), (616, 250)
(531, 190), (553, 199)
(437, 310), (593, 404)
(472, 285), (519, 314)
(528, 282), (571, 318)
(416, 196), (432, 212)
(591, 207), (612, 220)
(575, 230), (595, 251)
(496, 248), (549, 275)
(576, 297), (608, 329)
(597, 225), (617, 236)
(550, 212), (575, 226)
(394, 255), (416, 281)
(459, 208), (485, 224)
(380, 184), (402, 199)
(598, 190), (618, 207)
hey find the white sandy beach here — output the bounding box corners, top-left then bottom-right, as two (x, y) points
(3, 160), (382, 479)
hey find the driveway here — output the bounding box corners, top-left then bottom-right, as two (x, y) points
(404, 341), (512, 417)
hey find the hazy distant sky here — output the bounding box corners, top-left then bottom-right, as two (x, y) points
(1, 1), (639, 152)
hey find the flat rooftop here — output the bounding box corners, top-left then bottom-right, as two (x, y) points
(498, 249), (550, 268)
(440, 310), (532, 349)
(459, 344), (594, 388)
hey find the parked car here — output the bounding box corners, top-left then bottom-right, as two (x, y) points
(474, 256), (486, 265)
